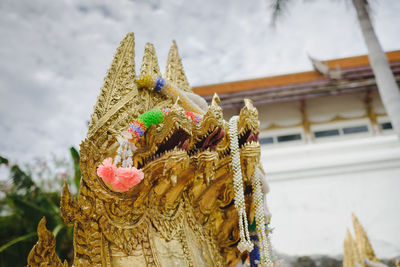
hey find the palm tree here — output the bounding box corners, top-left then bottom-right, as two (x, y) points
(270, 0), (400, 139)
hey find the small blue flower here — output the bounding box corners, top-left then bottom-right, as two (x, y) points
(154, 77), (165, 92)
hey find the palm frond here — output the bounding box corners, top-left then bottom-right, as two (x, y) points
(0, 156), (8, 165)
(9, 165), (36, 192)
(269, 0), (292, 25)
(0, 232), (37, 253)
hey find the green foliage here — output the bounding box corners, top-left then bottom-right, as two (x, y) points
(0, 148), (80, 267)
(0, 156), (8, 165)
(268, 0), (372, 25)
(70, 147), (81, 193)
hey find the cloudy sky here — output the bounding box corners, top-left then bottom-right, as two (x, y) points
(1, 0), (400, 163)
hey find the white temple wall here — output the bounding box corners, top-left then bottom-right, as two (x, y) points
(262, 135), (400, 258)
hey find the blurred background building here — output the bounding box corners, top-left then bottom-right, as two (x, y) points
(194, 51), (400, 258)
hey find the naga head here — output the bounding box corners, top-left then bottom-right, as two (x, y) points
(50, 33), (266, 267)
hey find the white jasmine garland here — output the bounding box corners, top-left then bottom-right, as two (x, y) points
(252, 167), (274, 266)
(228, 116), (253, 253)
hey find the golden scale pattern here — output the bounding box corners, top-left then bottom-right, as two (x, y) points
(27, 33), (262, 266)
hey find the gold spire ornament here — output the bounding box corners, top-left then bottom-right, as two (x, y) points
(343, 214), (382, 267)
(352, 214), (379, 263)
(344, 229), (363, 267)
(165, 40), (191, 93)
(27, 33), (270, 266)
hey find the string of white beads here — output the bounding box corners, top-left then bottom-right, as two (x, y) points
(252, 167), (274, 266)
(229, 116), (254, 253)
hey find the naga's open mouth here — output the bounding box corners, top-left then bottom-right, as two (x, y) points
(137, 127), (190, 169)
(218, 128), (259, 158)
(155, 128), (190, 155)
(238, 128), (259, 149)
(188, 127), (225, 156)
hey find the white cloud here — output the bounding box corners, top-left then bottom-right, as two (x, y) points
(0, 0), (399, 163)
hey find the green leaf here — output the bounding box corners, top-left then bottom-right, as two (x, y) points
(52, 224), (64, 238)
(0, 232), (37, 253)
(0, 156), (9, 165)
(9, 165), (36, 191)
(11, 196), (58, 219)
(70, 147), (81, 192)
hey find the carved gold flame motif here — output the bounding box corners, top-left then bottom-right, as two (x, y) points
(27, 33), (262, 266)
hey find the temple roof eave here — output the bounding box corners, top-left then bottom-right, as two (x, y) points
(194, 51), (400, 108)
(193, 51), (400, 108)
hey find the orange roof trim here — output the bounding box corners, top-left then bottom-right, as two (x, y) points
(193, 50), (400, 96)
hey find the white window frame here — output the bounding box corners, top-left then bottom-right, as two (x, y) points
(259, 126), (305, 147)
(310, 118), (372, 143)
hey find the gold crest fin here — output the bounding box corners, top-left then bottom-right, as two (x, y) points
(211, 93), (221, 105)
(88, 32), (136, 137)
(60, 182), (77, 226)
(140, 43), (161, 77)
(165, 40), (191, 92)
(27, 217), (64, 267)
(352, 213), (379, 262)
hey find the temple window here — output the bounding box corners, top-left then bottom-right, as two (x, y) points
(380, 122), (393, 131)
(342, 125), (369, 135)
(277, 133), (302, 143)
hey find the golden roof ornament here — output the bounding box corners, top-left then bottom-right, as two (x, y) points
(343, 214), (382, 267)
(352, 214), (379, 263)
(27, 33), (273, 266)
(344, 229), (363, 267)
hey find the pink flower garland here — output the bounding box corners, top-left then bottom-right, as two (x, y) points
(97, 158), (144, 192)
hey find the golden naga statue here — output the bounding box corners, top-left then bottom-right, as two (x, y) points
(27, 33), (272, 266)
